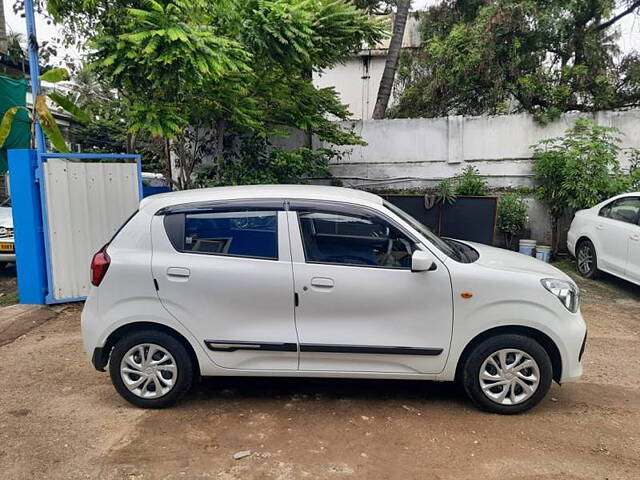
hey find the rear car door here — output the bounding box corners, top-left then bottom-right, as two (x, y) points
(151, 200), (298, 370)
(287, 201), (453, 374)
(597, 196), (640, 279)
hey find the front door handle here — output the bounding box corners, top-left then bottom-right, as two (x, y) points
(630, 234), (640, 242)
(596, 224), (605, 230)
(310, 277), (334, 289)
(167, 267), (191, 278)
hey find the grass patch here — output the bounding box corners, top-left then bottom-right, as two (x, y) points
(0, 293), (19, 306)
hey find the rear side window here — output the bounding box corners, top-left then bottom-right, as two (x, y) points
(599, 197), (640, 225)
(165, 211), (278, 260)
(297, 210), (416, 268)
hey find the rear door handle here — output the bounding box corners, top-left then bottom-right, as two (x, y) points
(167, 267), (191, 278)
(310, 277), (334, 289)
(631, 234), (640, 241)
(596, 224), (605, 230)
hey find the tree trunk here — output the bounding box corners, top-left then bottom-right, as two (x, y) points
(0, 0), (8, 54)
(372, 0), (411, 120)
(215, 117), (226, 181)
(164, 137), (174, 190)
(551, 215), (559, 256)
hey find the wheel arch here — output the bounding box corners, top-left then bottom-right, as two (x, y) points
(93, 321), (201, 378)
(454, 325), (562, 383)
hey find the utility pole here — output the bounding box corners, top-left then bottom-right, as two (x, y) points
(23, 0), (46, 153)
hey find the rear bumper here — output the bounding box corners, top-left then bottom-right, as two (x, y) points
(0, 253), (16, 262)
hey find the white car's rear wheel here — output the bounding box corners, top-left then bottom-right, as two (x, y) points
(576, 239), (600, 279)
(109, 330), (193, 408)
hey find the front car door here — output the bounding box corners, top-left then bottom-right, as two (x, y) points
(151, 200), (298, 370)
(597, 196), (640, 280)
(287, 200), (453, 374)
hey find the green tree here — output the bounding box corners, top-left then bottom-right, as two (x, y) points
(44, 0), (385, 188)
(391, 0), (640, 123)
(532, 119), (636, 253)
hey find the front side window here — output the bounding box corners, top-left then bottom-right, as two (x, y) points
(599, 197), (640, 225)
(181, 210), (278, 259)
(297, 209), (415, 268)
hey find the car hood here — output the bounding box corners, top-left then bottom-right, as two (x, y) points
(0, 207), (12, 228)
(462, 241), (573, 282)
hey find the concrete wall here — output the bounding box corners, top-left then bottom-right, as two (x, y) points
(323, 110), (640, 191)
(305, 109), (640, 245)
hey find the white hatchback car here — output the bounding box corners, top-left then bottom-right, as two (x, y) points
(567, 192), (640, 286)
(82, 185), (586, 414)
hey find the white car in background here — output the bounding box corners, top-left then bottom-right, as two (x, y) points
(0, 198), (15, 268)
(567, 192), (640, 286)
(82, 185), (586, 414)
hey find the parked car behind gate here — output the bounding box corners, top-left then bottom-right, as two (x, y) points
(81, 185), (587, 414)
(568, 192), (640, 286)
(0, 198), (15, 268)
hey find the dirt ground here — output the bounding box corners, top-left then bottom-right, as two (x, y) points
(0, 264), (639, 480)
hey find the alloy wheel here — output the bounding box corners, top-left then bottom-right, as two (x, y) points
(478, 349), (540, 406)
(120, 343), (178, 399)
(577, 244), (593, 275)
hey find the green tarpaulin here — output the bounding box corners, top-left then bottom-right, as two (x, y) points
(0, 75), (31, 174)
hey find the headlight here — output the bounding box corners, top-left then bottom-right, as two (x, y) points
(540, 278), (580, 313)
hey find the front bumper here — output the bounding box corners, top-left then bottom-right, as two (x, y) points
(557, 312), (587, 383)
(0, 253), (15, 262)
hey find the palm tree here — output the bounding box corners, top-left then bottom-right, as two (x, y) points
(372, 0), (410, 119)
(0, 0), (8, 54)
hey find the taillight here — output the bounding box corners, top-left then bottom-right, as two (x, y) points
(91, 244), (111, 287)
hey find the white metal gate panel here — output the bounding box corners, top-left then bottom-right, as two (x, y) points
(43, 158), (140, 300)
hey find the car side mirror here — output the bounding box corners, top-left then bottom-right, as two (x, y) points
(411, 250), (437, 272)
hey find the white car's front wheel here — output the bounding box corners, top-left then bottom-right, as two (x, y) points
(462, 334), (553, 414)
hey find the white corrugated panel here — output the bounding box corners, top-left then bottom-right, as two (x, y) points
(43, 158), (139, 300)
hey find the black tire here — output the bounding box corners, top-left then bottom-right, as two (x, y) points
(109, 330), (194, 408)
(575, 239), (600, 279)
(462, 334), (553, 414)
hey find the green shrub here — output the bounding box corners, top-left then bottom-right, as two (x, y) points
(435, 178), (456, 205)
(455, 166), (489, 196)
(497, 193), (528, 249)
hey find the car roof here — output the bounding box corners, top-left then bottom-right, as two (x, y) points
(592, 191), (640, 208)
(139, 184), (383, 213)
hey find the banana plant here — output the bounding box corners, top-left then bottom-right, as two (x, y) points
(0, 68), (90, 153)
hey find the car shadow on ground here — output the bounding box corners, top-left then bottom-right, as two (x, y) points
(187, 376), (468, 408)
(554, 258), (640, 300)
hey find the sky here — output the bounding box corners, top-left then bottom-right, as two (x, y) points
(4, 0), (640, 64)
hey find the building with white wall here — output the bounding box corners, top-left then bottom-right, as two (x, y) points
(313, 12), (422, 120)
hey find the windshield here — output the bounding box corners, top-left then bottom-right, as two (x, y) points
(383, 200), (461, 260)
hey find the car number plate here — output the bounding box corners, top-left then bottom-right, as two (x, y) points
(0, 242), (14, 252)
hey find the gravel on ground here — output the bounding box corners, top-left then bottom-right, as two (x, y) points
(0, 263), (638, 479)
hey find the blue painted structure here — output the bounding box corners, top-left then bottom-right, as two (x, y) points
(8, 150), (143, 305)
(8, 0), (147, 305)
(142, 185), (172, 198)
(8, 150), (47, 304)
